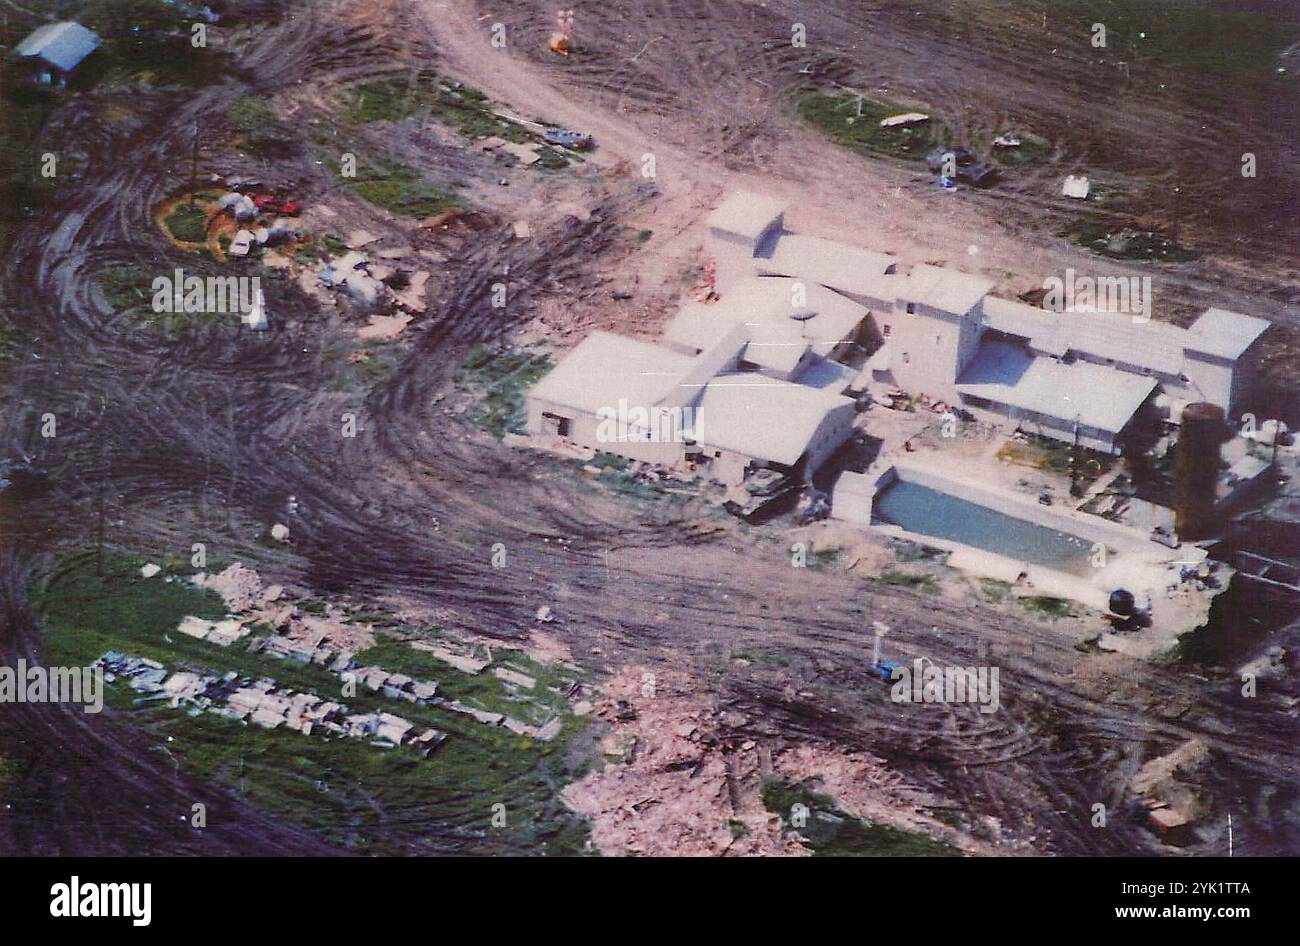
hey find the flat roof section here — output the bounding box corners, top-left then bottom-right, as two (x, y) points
(692, 373), (853, 465)
(1187, 307), (1270, 360)
(981, 296), (1188, 377)
(705, 191), (787, 243)
(756, 233), (897, 301)
(901, 264), (994, 316)
(664, 277), (868, 370)
(957, 338), (1156, 434)
(528, 331), (697, 415)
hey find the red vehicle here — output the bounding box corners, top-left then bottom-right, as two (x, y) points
(253, 195), (301, 216)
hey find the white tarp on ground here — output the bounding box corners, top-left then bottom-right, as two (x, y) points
(1062, 175), (1090, 199)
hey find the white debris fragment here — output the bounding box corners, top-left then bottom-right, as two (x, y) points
(270, 523), (291, 542)
(1062, 175), (1091, 199)
(140, 563), (162, 578)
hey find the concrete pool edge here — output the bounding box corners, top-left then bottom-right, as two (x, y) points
(835, 460), (1229, 657)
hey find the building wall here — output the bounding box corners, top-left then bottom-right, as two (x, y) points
(959, 398), (1119, 453)
(525, 395), (687, 467)
(1229, 340), (1265, 422)
(1180, 352), (1235, 419)
(803, 402), (858, 478)
(884, 303), (980, 404)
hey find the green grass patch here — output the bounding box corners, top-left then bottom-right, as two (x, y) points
(894, 542), (949, 564)
(1019, 595), (1075, 619)
(343, 78), (430, 125)
(0, 318), (24, 387)
(761, 777), (959, 856)
(731, 647), (793, 668)
(1061, 222), (1198, 262)
(809, 546), (842, 568)
(456, 344), (553, 437)
(878, 570), (939, 594)
(990, 133), (1052, 167)
(32, 549), (596, 854)
(32, 549), (226, 671)
(226, 96), (276, 134)
(163, 202), (210, 243)
(342, 157), (459, 219)
(342, 74), (535, 144)
(1019, 0), (1300, 79)
(977, 577), (1013, 602)
(797, 93), (942, 161)
(995, 434), (1114, 486)
(224, 95), (297, 159)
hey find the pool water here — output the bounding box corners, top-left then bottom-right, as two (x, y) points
(872, 479), (1096, 576)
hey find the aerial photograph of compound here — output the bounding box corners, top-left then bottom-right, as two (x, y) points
(0, 0), (1296, 911)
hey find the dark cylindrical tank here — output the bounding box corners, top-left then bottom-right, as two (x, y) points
(1109, 588), (1136, 616)
(1174, 402), (1226, 541)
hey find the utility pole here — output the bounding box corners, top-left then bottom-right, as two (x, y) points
(190, 118), (199, 206)
(95, 475), (106, 578)
(1070, 416), (1082, 497)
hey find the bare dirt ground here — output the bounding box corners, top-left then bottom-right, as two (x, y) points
(1, 0), (1298, 856)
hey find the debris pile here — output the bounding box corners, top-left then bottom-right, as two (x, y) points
(92, 651), (446, 755)
(561, 666), (993, 857)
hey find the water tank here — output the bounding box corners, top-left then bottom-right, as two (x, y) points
(1174, 402), (1226, 541)
(1108, 589), (1136, 616)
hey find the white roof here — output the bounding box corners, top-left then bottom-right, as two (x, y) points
(982, 296), (1188, 377)
(831, 471), (876, 522)
(691, 373), (853, 465)
(957, 338), (1156, 434)
(16, 21), (100, 72)
(755, 234), (897, 302)
(1186, 308), (1269, 360)
(529, 331), (696, 415)
(901, 265), (993, 315)
(706, 191), (787, 242)
(664, 277), (868, 374)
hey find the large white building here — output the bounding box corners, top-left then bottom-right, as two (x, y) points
(526, 327), (857, 487)
(706, 192), (1271, 453)
(527, 191), (1271, 481)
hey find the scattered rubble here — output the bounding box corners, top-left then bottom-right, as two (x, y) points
(93, 651), (446, 755)
(358, 312), (412, 341)
(560, 666), (990, 857)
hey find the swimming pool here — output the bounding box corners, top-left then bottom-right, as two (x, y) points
(872, 479), (1097, 576)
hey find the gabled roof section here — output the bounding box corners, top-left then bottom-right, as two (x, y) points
(1186, 308), (1270, 360)
(957, 338), (1156, 434)
(528, 331), (696, 415)
(16, 21), (100, 72)
(663, 277), (868, 370)
(901, 264), (993, 316)
(755, 233), (897, 301)
(982, 296), (1188, 377)
(692, 373), (853, 465)
(706, 191), (787, 243)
